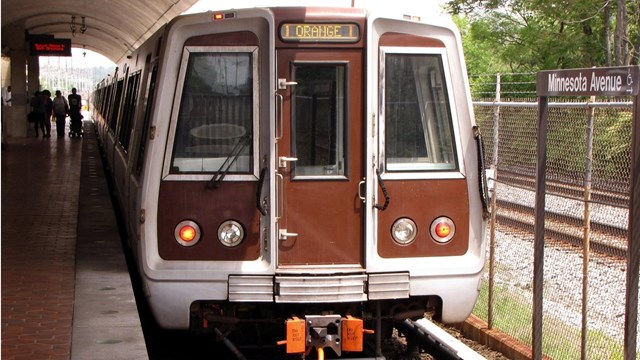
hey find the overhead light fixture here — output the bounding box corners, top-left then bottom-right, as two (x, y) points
(70, 15), (77, 36)
(70, 15), (87, 36)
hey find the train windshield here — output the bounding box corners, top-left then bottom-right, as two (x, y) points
(381, 48), (457, 172)
(170, 46), (257, 174)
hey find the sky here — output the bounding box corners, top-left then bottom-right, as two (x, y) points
(71, 48), (115, 68)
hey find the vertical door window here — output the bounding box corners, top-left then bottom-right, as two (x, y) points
(292, 64), (347, 178)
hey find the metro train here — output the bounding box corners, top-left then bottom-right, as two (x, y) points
(92, 6), (489, 357)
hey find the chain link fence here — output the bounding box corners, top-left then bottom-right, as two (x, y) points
(470, 73), (635, 359)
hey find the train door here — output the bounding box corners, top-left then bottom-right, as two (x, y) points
(275, 49), (364, 268)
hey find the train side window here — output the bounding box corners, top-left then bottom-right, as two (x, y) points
(109, 79), (125, 133)
(170, 46), (257, 176)
(135, 63), (158, 177)
(380, 47), (457, 172)
(102, 84), (112, 126)
(118, 71), (141, 153)
(102, 84), (112, 121)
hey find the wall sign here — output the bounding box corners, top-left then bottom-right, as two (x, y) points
(537, 66), (639, 96)
(29, 39), (72, 57)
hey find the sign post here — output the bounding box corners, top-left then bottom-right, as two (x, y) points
(535, 66), (639, 360)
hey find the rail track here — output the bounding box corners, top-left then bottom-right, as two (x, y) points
(493, 169), (629, 260)
(498, 168), (629, 207)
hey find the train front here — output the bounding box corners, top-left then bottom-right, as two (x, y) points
(139, 6), (487, 357)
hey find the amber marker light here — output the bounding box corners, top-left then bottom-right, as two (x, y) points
(212, 12), (235, 21)
(430, 217), (455, 243)
(174, 220), (201, 247)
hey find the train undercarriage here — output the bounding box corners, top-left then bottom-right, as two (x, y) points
(189, 297), (442, 359)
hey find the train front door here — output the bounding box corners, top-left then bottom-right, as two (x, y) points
(275, 49), (364, 269)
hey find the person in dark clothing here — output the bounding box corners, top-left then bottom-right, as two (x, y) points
(52, 90), (69, 137)
(29, 91), (46, 138)
(67, 88), (81, 115)
(42, 90), (53, 137)
(67, 88), (83, 136)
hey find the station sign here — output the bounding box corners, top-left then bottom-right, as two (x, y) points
(280, 23), (360, 43)
(29, 38), (72, 57)
(537, 65), (639, 96)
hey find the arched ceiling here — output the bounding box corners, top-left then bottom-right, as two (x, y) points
(1, 0), (199, 64)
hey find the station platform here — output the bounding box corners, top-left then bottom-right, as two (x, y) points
(1, 120), (148, 359)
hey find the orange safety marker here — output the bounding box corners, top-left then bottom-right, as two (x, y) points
(282, 317), (306, 354)
(341, 316), (369, 352)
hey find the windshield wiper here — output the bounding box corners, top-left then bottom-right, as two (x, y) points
(207, 135), (250, 190)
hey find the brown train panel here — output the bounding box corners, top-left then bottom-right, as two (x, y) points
(278, 181), (364, 265)
(184, 31), (258, 47)
(157, 181), (261, 261)
(379, 32), (445, 48)
(376, 179), (469, 258)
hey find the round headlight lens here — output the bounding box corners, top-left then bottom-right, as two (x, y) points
(391, 218), (417, 245)
(430, 217), (455, 243)
(218, 220), (244, 247)
(174, 220), (201, 247)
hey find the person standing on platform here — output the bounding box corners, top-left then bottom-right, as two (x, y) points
(67, 88), (83, 135)
(42, 90), (53, 138)
(67, 88), (81, 116)
(29, 91), (45, 137)
(52, 90), (69, 137)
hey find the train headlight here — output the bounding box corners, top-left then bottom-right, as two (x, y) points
(174, 220), (201, 247)
(218, 220), (244, 247)
(391, 218), (417, 245)
(430, 217), (455, 243)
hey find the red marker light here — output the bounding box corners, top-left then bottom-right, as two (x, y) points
(179, 225), (197, 242)
(174, 220), (201, 247)
(430, 217), (455, 243)
(435, 222), (451, 238)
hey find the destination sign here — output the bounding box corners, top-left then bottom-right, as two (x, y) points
(537, 66), (639, 96)
(29, 38), (72, 57)
(280, 23), (360, 43)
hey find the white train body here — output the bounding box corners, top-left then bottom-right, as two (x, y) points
(93, 6), (487, 356)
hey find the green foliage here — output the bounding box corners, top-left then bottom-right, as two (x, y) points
(447, 0), (638, 74)
(593, 109), (632, 180)
(474, 282), (624, 359)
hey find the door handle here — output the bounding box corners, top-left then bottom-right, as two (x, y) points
(358, 178), (366, 203)
(276, 173), (283, 220)
(279, 229), (299, 241)
(275, 93), (284, 140)
(278, 78), (298, 90)
(279, 156), (298, 168)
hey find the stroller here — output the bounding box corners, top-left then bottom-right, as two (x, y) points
(69, 113), (83, 137)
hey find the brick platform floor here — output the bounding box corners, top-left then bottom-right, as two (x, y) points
(2, 131), (82, 359)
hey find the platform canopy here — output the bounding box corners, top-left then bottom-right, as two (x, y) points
(1, 0), (199, 64)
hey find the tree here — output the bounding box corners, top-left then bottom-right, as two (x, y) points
(446, 0), (639, 71)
